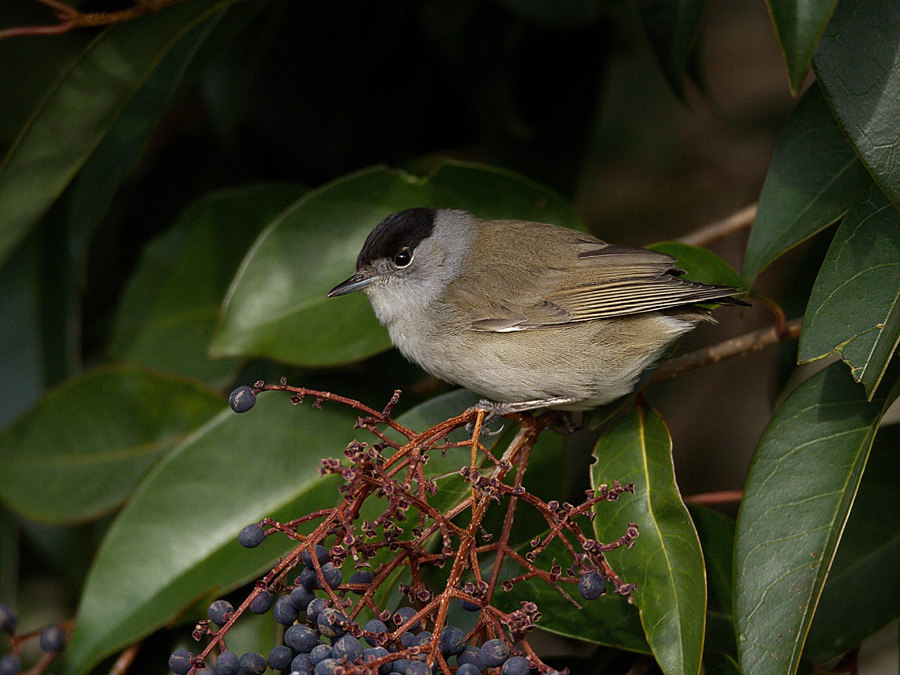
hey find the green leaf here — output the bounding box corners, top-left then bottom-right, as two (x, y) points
(648, 242), (745, 289)
(494, 532), (649, 653)
(704, 652), (742, 675)
(591, 404), (706, 675)
(803, 423), (900, 663)
(108, 184), (306, 386)
(733, 362), (900, 675)
(690, 507), (736, 659)
(765, 0), (838, 94)
(813, 0), (900, 209)
(0, 0), (249, 268)
(798, 183), (900, 398)
(62, 391), (358, 675)
(211, 161), (584, 367)
(0, 366), (223, 524)
(742, 83), (871, 282)
(635, 0), (707, 100)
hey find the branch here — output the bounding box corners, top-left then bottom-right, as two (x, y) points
(0, 0), (186, 40)
(677, 203), (757, 248)
(649, 317), (803, 384)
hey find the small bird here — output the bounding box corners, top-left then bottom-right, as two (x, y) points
(328, 208), (742, 413)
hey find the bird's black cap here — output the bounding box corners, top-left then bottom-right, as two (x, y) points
(357, 208), (437, 268)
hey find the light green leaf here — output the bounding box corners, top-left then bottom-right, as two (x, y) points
(0, 366), (223, 524)
(109, 184), (306, 386)
(803, 423), (900, 663)
(743, 83), (871, 282)
(648, 242), (745, 289)
(0, 0), (251, 268)
(733, 363), (900, 675)
(591, 404), (706, 675)
(63, 391), (358, 675)
(635, 0), (707, 100)
(765, 0), (839, 94)
(798, 183), (900, 398)
(814, 0), (900, 208)
(211, 161), (584, 366)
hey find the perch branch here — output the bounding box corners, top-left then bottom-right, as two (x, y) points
(678, 203), (757, 247)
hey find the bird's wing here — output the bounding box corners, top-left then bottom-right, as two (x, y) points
(448, 227), (740, 332)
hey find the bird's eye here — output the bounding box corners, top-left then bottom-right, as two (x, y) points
(393, 249), (412, 268)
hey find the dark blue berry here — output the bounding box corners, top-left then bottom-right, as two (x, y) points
(456, 665), (481, 675)
(388, 659), (411, 674)
(399, 631), (416, 648)
(501, 656), (530, 675)
(332, 634), (363, 663)
(392, 607), (419, 631)
(305, 598), (326, 623)
(39, 624), (66, 652)
(290, 652), (313, 674)
(439, 625), (466, 656)
(0, 605), (17, 633)
(285, 625), (318, 653)
(348, 570), (374, 591)
(239, 652), (267, 675)
(229, 386), (256, 413)
(289, 586), (314, 612)
(238, 524), (265, 548)
(268, 646), (293, 671)
(480, 639), (510, 667)
(319, 563), (343, 589)
(297, 567), (318, 590)
(313, 659), (338, 675)
(577, 571), (606, 600)
(249, 591), (274, 614)
(301, 545), (329, 569)
(0, 655), (22, 675)
(414, 631), (432, 647)
(169, 649), (194, 675)
(457, 646), (485, 672)
(363, 618), (388, 646)
(213, 651), (240, 675)
(273, 595), (299, 625)
(317, 608), (348, 638)
(405, 662), (430, 675)
(458, 598), (480, 612)
(309, 644), (332, 666)
(208, 599), (234, 625)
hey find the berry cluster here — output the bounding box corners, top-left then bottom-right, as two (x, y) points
(175, 382), (638, 674)
(0, 604), (68, 675)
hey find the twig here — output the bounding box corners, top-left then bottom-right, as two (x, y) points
(0, 0), (186, 40)
(677, 203), (757, 247)
(108, 643), (141, 675)
(685, 490), (743, 506)
(649, 317), (803, 383)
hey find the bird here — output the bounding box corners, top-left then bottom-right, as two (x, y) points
(328, 208), (743, 413)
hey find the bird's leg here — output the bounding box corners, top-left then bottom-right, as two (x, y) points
(464, 396), (579, 435)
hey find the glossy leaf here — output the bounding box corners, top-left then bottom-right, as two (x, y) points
(798, 183), (900, 398)
(690, 507), (736, 659)
(211, 161), (584, 366)
(591, 404), (706, 675)
(108, 184), (306, 386)
(765, 0), (838, 94)
(63, 391), (358, 675)
(0, 0), (249, 268)
(648, 241), (745, 289)
(494, 533), (649, 653)
(814, 0), (900, 209)
(733, 363), (899, 675)
(743, 83), (871, 282)
(803, 423), (900, 663)
(635, 0), (707, 100)
(0, 366), (223, 524)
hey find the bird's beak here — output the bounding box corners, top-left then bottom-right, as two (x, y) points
(327, 272), (376, 297)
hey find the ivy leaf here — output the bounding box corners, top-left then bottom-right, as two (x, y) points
(798, 183), (900, 398)
(591, 403), (706, 675)
(733, 363), (900, 675)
